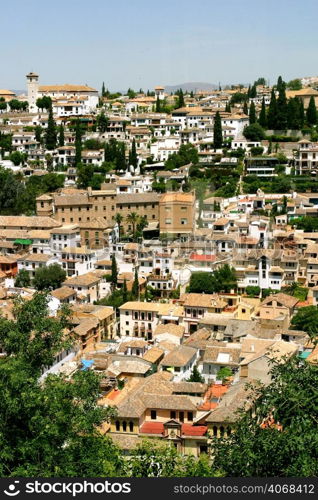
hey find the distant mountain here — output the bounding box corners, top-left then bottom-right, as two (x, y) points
(164, 82), (218, 93)
(12, 90), (26, 96)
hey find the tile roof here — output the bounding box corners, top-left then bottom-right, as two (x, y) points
(160, 345), (197, 367)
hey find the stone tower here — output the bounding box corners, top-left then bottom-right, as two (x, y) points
(26, 72), (39, 112)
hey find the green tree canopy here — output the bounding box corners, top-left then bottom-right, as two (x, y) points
(243, 123), (265, 141)
(213, 111), (223, 149)
(33, 263), (66, 291)
(189, 265), (237, 294)
(291, 305), (318, 342)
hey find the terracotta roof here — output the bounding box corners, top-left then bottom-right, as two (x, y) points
(116, 193), (160, 204)
(154, 323), (185, 337)
(51, 286), (76, 300)
(64, 272), (101, 287)
(159, 192), (195, 204)
(160, 345), (197, 367)
(39, 84), (97, 92)
(119, 301), (160, 312)
(0, 216), (60, 229)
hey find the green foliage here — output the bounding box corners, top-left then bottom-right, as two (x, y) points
(8, 99), (28, 111)
(276, 81), (288, 130)
(213, 357), (318, 476)
(0, 293), (121, 476)
(33, 263), (66, 291)
(250, 146), (264, 156)
(131, 268), (139, 299)
(306, 96), (317, 126)
(96, 111), (109, 132)
(165, 143), (198, 170)
(258, 97), (267, 128)
(35, 125), (43, 144)
(9, 151), (25, 166)
(45, 106), (57, 150)
(58, 124), (65, 147)
(111, 254), (118, 288)
(36, 96), (52, 110)
(187, 366), (204, 383)
(291, 306), (318, 342)
(104, 139), (126, 171)
(293, 216), (318, 232)
(254, 77), (266, 86)
(75, 119), (82, 167)
(189, 265), (237, 294)
(267, 88), (278, 129)
(213, 111), (223, 149)
(249, 101), (256, 124)
(245, 285), (260, 297)
(243, 123), (265, 141)
(14, 269), (31, 288)
(176, 88), (185, 108)
(230, 92), (248, 105)
(216, 366), (232, 383)
(287, 78), (302, 90)
(129, 138), (138, 168)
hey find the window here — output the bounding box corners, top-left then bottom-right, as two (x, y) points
(170, 411), (176, 419)
(165, 218), (172, 224)
(115, 420), (120, 431)
(181, 218), (188, 225)
(150, 410), (157, 420)
(129, 421), (134, 432)
(122, 421), (127, 432)
(187, 412), (193, 421)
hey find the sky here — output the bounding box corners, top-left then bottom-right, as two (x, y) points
(2, 0), (318, 92)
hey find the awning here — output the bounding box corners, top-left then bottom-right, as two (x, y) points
(14, 239), (33, 245)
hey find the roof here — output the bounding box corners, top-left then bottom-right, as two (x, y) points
(180, 293), (227, 309)
(203, 346), (241, 365)
(64, 272), (101, 287)
(171, 382), (207, 394)
(0, 216), (60, 229)
(206, 380), (255, 424)
(160, 345), (197, 367)
(74, 317), (99, 336)
(119, 301), (160, 312)
(39, 84), (97, 92)
(154, 323), (185, 338)
(116, 193), (160, 204)
(51, 286), (76, 300)
(142, 347), (165, 364)
(261, 293), (299, 309)
(159, 192), (195, 204)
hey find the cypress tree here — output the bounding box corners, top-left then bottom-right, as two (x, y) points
(243, 101), (248, 115)
(276, 81), (288, 130)
(130, 138), (138, 168)
(131, 268), (139, 299)
(249, 84), (257, 99)
(267, 89), (278, 130)
(213, 111), (223, 149)
(298, 98), (305, 128)
(75, 119), (82, 167)
(287, 98), (301, 130)
(122, 278), (128, 303)
(249, 102), (256, 124)
(45, 105), (57, 150)
(247, 85), (251, 98)
(101, 82), (106, 97)
(58, 124), (65, 147)
(177, 89), (185, 108)
(276, 75), (283, 92)
(306, 96), (317, 126)
(111, 254), (118, 288)
(155, 96), (161, 112)
(258, 97), (267, 128)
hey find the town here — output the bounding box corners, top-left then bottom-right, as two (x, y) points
(0, 71), (317, 477)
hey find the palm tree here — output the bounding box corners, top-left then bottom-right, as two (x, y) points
(115, 213), (123, 241)
(126, 212), (138, 240)
(137, 215), (148, 235)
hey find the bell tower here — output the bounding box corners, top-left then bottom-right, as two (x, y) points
(26, 72), (39, 112)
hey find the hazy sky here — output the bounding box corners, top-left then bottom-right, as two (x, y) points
(2, 0), (318, 91)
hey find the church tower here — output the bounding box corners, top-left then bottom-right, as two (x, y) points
(26, 72), (39, 112)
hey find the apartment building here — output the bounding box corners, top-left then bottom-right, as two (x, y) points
(159, 192), (195, 237)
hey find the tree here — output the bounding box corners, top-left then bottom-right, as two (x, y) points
(0, 293), (121, 477)
(126, 212), (138, 239)
(243, 123), (265, 141)
(287, 97), (302, 129)
(276, 81), (288, 130)
(267, 88), (278, 129)
(45, 105), (57, 150)
(33, 263), (66, 291)
(96, 111), (108, 132)
(216, 366), (232, 384)
(176, 88), (185, 108)
(131, 268), (139, 300)
(155, 96), (161, 113)
(187, 366), (204, 383)
(129, 138), (138, 168)
(245, 285), (261, 297)
(255, 77), (266, 86)
(9, 151), (24, 166)
(213, 111), (223, 149)
(76, 163), (94, 188)
(306, 96), (317, 126)
(225, 102), (231, 113)
(188, 265), (237, 294)
(249, 101), (256, 124)
(75, 119), (82, 167)
(287, 78), (302, 90)
(213, 357), (318, 476)
(115, 213), (123, 240)
(243, 101), (248, 115)
(0, 98), (7, 112)
(291, 306), (318, 342)
(35, 125), (43, 144)
(14, 269), (31, 288)
(122, 278), (128, 303)
(101, 81), (106, 97)
(58, 123), (65, 147)
(111, 254), (118, 289)
(36, 96), (52, 111)
(258, 97), (267, 128)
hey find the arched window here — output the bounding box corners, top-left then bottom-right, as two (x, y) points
(122, 421), (127, 432)
(227, 426), (232, 436)
(129, 421), (134, 432)
(115, 420), (120, 431)
(220, 426), (225, 437)
(213, 426), (218, 437)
